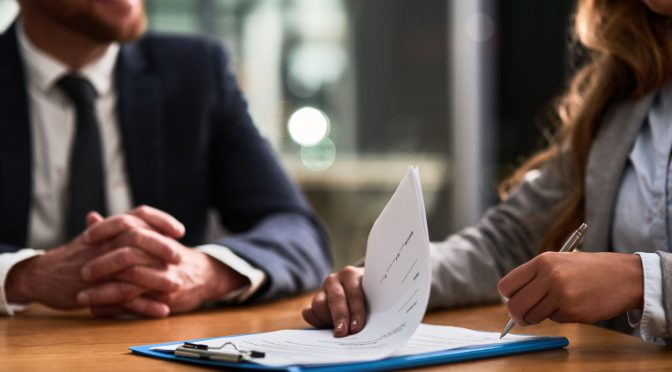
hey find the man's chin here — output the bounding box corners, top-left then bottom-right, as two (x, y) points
(88, 0), (146, 41)
(33, 0), (147, 43)
(84, 15), (147, 43)
(90, 0), (143, 16)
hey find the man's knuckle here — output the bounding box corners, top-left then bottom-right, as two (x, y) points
(169, 273), (183, 290)
(130, 230), (146, 247)
(117, 247), (134, 266)
(118, 215), (135, 229)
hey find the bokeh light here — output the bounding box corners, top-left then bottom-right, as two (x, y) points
(300, 137), (336, 171)
(288, 106), (330, 146)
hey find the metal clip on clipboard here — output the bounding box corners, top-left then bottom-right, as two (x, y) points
(175, 341), (265, 363)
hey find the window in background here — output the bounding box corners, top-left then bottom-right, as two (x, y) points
(146, 0), (460, 268)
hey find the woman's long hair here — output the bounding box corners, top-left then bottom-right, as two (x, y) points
(499, 0), (672, 252)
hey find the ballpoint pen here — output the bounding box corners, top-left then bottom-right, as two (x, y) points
(499, 222), (588, 339)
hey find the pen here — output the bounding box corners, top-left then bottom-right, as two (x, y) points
(499, 222), (588, 339)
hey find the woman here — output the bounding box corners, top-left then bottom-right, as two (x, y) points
(302, 0), (672, 342)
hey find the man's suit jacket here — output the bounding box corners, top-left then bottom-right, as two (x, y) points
(0, 24), (331, 302)
(428, 89), (672, 339)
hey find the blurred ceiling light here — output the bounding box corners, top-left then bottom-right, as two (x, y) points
(288, 107), (330, 146)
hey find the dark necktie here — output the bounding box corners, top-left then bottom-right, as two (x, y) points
(57, 74), (108, 239)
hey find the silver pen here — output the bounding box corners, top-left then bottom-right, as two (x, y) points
(499, 223), (588, 339)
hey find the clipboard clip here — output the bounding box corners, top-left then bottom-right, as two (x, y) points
(175, 341), (265, 362)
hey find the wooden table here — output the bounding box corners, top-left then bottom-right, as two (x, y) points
(2, 295), (672, 371)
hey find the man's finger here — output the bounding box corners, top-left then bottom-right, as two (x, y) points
(81, 247), (164, 282)
(83, 215), (146, 244)
(101, 228), (181, 264)
(129, 205), (185, 239)
(86, 211), (104, 228)
(77, 282), (145, 306)
(114, 266), (181, 293)
(123, 296), (170, 318)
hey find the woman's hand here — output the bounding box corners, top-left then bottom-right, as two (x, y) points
(498, 252), (644, 326)
(302, 266), (366, 337)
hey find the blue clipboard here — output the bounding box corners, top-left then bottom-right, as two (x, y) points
(130, 334), (568, 371)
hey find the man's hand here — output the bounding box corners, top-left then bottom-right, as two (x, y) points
(4, 206), (185, 310)
(498, 252), (644, 326)
(81, 246), (249, 318)
(4, 212), (121, 309)
(302, 266), (366, 337)
(78, 207), (249, 317)
(4, 233), (111, 310)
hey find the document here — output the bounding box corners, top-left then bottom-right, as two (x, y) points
(152, 324), (533, 367)
(393, 324), (530, 357)
(146, 167), (565, 369)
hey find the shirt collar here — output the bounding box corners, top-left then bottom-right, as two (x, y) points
(16, 19), (120, 96)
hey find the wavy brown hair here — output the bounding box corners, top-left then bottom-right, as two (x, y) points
(499, 0), (672, 252)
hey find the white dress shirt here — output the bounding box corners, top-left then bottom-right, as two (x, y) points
(0, 23), (265, 315)
(611, 83), (672, 342)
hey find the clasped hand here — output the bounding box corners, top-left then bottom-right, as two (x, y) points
(6, 206), (247, 318)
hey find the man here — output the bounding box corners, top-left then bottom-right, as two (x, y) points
(0, 0), (331, 318)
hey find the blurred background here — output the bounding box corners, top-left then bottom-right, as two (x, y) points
(0, 0), (575, 269)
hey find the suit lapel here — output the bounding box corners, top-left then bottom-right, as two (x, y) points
(116, 43), (164, 209)
(0, 24), (32, 246)
(583, 92), (656, 252)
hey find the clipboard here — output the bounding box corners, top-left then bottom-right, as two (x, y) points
(130, 333), (568, 371)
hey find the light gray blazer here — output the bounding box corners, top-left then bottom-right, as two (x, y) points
(429, 91), (672, 338)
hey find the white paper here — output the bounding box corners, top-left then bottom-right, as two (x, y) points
(357, 166), (431, 355)
(151, 168), (537, 368)
(393, 324), (532, 356)
(152, 324), (534, 367)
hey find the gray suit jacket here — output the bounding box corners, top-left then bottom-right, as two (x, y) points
(429, 91), (672, 338)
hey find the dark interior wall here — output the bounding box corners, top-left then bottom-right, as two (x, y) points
(353, 0), (449, 154)
(496, 1), (576, 178)
(353, 0), (576, 175)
